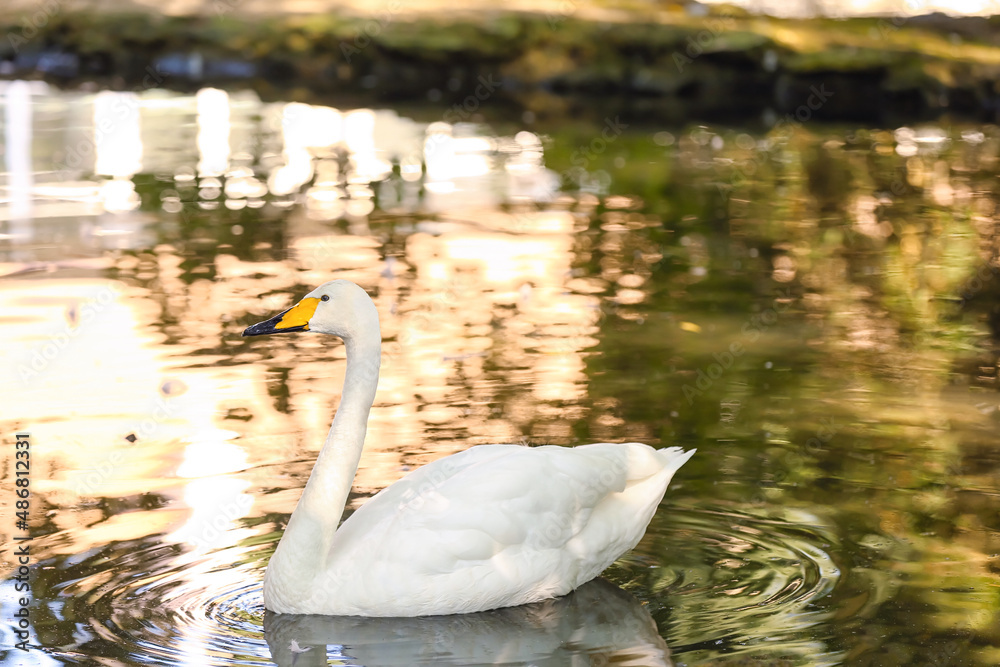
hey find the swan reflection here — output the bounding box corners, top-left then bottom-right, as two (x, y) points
(263, 578), (672, 667)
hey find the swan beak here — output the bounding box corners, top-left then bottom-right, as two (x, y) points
(242, 297), (320, 336)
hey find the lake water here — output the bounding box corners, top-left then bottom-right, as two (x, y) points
(1, 79), (999, 666)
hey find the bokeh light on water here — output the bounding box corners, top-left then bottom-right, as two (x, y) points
(1, 81), (999, 665)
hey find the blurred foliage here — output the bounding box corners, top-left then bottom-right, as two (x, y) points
(4, 6), (1000, 120)
(561, 121), (1000, 664)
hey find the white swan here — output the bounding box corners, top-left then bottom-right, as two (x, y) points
(243, 279), (695, 617)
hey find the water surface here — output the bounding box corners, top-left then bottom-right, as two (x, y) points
(1, 81), (999, 666)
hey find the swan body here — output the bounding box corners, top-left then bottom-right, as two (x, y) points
(243, 280), (695, 617)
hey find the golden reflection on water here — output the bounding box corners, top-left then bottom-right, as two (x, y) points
(228, 208), (598, 499)
(0, 84), (601, 521)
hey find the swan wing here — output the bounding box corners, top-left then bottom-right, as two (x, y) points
(318, 443), (693, 616)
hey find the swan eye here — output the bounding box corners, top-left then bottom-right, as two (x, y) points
(321, 295), (330, 302)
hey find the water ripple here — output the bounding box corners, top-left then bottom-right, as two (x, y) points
(42, 536), (673, 666)
(36, 505), (843, 665)
(638, 505), (844, 664)
(47, 539), (272, 665)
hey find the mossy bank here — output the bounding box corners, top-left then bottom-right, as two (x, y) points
(3, 5), (1000, 123)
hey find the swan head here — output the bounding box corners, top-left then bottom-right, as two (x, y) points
(242, 280), (378, 341)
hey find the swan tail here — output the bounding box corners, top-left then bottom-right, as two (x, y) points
(620, 444), (695, 484)
(654, 446), (697, 479)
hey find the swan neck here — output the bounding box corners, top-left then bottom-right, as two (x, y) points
(265, 331), (380, 602)
(302, 334), (380, 524)
(330, 335), (381, 438)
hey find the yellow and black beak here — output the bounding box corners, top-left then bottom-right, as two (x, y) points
(242, 297), (320, 337)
